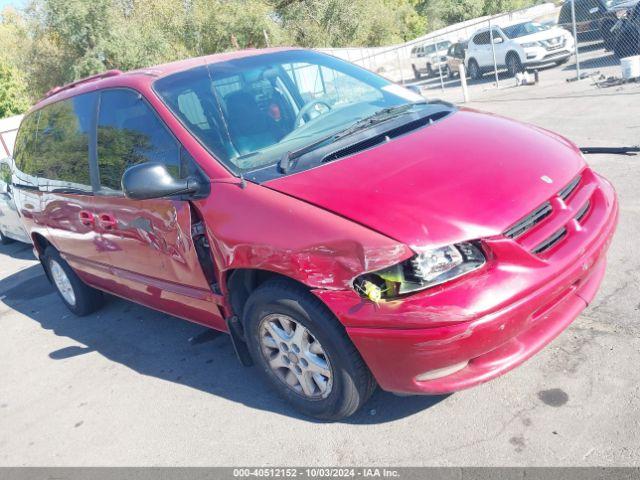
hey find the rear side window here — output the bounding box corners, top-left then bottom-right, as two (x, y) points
(14, 94), (95, 193)
(473, 32), (491, 45)
(96, 89), (181, 192)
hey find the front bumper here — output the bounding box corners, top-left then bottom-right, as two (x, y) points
(314, 170), (618, 394)
(523, 47), (574, 66)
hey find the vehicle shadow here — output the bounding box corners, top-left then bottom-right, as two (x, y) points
(0, 260), (448, 424)
(0, 240), (35, 260)
(562, 53), (620, 71)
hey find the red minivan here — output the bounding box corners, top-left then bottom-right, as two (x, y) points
(10, 48), (617, 419)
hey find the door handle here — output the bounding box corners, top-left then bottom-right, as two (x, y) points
(79, 210), (95, 227)
(97, 213), (118, 230)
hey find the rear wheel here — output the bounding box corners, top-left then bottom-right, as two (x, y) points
(244, 279), (376, 420)
(426, 63), (434, 78)
(506, 53), (524, 77)
(468, 59), (482, 80)
(43, 246), (104, 316)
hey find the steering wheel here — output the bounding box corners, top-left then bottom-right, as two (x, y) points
(294, 99), (332, 127)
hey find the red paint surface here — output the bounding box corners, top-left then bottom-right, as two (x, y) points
(18, 49), (618, 395)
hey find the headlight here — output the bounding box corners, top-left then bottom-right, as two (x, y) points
(354, 242), (486, 301)
(521, 41), (541, 48)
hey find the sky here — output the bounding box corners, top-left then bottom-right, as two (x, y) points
(0, 0), (24, 10)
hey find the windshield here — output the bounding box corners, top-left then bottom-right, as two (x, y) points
(604, 0), (628, 7)
(154, 50), (423, 174)
(502, 22), (550, 39)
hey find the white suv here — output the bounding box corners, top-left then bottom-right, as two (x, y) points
(465, 21), (576, 79)
(410, 40), (452, 79)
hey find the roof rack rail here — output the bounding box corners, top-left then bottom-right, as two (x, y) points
(42, 69), (123, 100)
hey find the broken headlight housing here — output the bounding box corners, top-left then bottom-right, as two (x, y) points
(354, 242), (486, 300)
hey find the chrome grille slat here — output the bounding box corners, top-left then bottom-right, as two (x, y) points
(558, 175), (581, 201)
(575, 200), (590, 223)
(504, 202), (552, 239)
(532, 228), (567, 254)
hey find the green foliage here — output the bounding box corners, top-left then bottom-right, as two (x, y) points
(0, 0), (541, 107)
(0, 60), (30, 117)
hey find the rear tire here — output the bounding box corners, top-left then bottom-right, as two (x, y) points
(244, 278), (376, 420)
(43, 246), (104, 316)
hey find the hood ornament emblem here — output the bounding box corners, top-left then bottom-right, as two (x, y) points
(541, 175), (553, 184)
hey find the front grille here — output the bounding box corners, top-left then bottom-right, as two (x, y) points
(558, 175), (581, 200)
(503, 172), (596, 256)
(532, 228), (567, 254)
(575, 200), (590, 223)
(504, 202), (552, 239)
(542, 37), (566, 50)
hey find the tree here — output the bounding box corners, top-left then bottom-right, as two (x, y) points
(0, 60), (31, 117)
(273, 0), (424, 48)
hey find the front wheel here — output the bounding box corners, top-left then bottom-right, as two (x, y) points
(43, 246), (104, 316)
(244, 279), (376, 420)
(507, 53), (524, 77)
(468, 59), (482, 80)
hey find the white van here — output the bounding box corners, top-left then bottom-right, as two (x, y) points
(0, 114), (31, 244)
(0, 115), (22, 158)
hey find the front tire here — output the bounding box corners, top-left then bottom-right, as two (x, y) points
(507, 53), (524, 77)
(244, 279), (376, 420)
(468, 59), (482, 80)
(43, 246), (104, 316)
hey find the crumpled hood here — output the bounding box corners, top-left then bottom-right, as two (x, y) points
(266, 109), (585, 248)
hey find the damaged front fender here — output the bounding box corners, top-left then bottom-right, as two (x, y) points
(194, 181), (413, 292)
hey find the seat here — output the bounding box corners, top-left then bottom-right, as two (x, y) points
(223, 91), (279, 155)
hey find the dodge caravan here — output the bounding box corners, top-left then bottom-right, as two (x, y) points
(10, 48), (618, 419)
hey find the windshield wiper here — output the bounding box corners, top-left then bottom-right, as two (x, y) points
(278, 101), (426, 174)
(333, 101), (427, 141)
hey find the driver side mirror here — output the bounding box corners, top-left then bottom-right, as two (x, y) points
(122, 162), (203, 200)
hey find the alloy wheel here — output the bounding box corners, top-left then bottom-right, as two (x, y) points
(50, 259), (76, 306)
(259, 313), (333, 399)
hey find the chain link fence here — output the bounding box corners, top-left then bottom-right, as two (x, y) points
(321, 0), (640, 101)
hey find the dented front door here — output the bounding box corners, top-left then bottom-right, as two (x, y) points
(92, 87), (224, 330)
(92, 195), (225, 329)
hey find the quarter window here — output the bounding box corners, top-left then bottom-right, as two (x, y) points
(96, 89), (181, 192)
